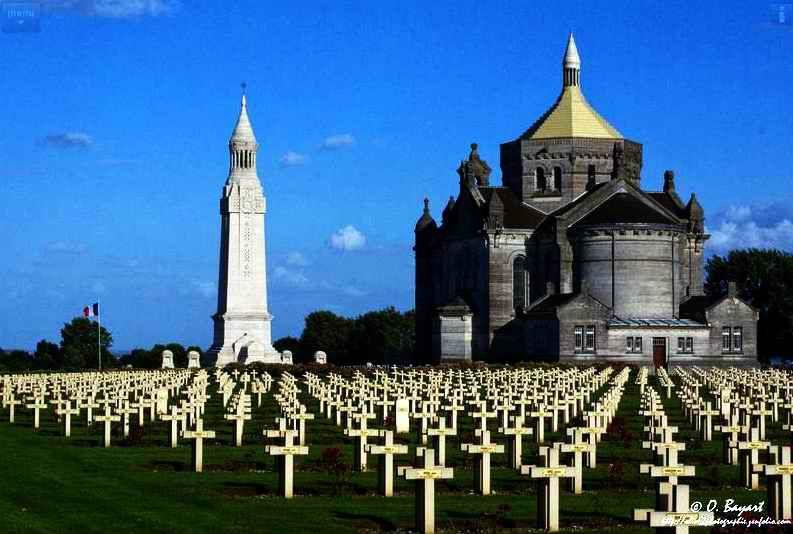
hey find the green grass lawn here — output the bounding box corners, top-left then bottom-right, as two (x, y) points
(0, 373), (785, 533)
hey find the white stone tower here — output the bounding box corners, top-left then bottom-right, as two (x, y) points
(207, 89), (280, 366)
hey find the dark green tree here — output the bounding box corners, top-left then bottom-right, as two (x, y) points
(705, 248), (793, 360)
(120, 348), (154, 368)
(273, 336), (301, 360)
(118, 350), (140, 368)
(139, 344), (169, 369)
(0, 349), (33, 373)
(348, 307), (414, 365)
(32, 339), (62, 370)
(60, 317), (114, 370)
(299, 311), (353, 364)
(165, 343), (187, 367)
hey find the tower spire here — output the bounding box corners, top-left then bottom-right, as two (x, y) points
(231, 84), (256, 144)
(562, 32), (581, 87)
(228, 86), (258, 181)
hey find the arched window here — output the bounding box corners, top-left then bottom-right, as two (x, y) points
(553, 167), (562, 191)
(513, 256), (528, 311)
(535, 168), (546, 192)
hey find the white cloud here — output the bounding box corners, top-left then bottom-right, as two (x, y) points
(725, 205), (752, 222)
(321, 133), (356, 150)
(319, 280), (368, 298)
(285, 251), (309, 267)
(342, 285), (367, 297)
(707, 200), (793, 254)
(279, 151), (308, 167)
(329, 225), (366, 251)
(47, 241), (88, 254)
(87, 0), (180, 18)
(273, 266), (309, 288)
(42, 132), (93, 149)
(191, 280), (215, 298)
(709, 219), (793, 253)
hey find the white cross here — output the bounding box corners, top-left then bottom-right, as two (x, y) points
(398, 448), (454, 534)
(365, 430), (408, 497)
(182, 418), (216, 472)
(265, 429), (309, 498)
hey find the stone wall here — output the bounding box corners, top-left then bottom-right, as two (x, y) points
(441, 237), (488, 357)
(571, 227), (683, 318)
(682, 234), (706, 297)
(604, 326), (710, 362)
(524, 318), (559, 359)
(555, 294), (610, 357)
(433, 313), (473, 363)
(499, 137), (641, 213)
(487, 232), (532, 348)
(706, 296), (759, 358)
(414, 249), (435, 362)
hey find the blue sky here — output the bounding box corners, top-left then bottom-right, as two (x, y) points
(1, 0), (792, 351)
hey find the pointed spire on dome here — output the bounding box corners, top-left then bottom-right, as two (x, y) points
(231, 82), (257, 144)
(563, 32), (581, 68)
(415, 197), (436, 232)
(442, 195), (456, 223)
(685, 193), (705, 234)
(562, 32), (581, 87)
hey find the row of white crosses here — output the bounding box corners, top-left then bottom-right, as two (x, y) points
(634, 381), (710, 534)
(177, 372), (215, 471)
(519, 367), (631, 532)
(0, 366), (292, 476)
(1, 364), (642, 534)
(263, 372), (310, 498)
(0, 369), (201, 446)
(169, 368), (272, 472)
(675, 366), (793, 521)
(301, 365), (630, 533)
(5, 369), (217, 460)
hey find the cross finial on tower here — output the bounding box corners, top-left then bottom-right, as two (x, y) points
(240, 82), (248, 110)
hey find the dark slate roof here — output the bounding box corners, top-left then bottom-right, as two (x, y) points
(437, 293), (477, 314)
(679, 294), (722, 323)
(480, 187), (546, 229)
(574, 192), (678, 226)
(548, 182), (608, 218)
(608, 317), (707, 327)
(525, 293), (578, 314)
(648, 192), (686, 218)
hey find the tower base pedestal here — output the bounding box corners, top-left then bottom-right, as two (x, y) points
(208, 312), (281, 366)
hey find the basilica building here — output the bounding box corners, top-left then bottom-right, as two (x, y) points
(414, 34), (758, 366)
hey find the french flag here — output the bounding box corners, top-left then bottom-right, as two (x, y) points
(83, 302), (99, 318)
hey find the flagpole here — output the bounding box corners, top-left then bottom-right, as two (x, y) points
(97, 297), (102, 371)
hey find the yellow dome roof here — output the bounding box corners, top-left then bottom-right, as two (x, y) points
(521, 34), (622, 141)
(523, 85), (622, 140)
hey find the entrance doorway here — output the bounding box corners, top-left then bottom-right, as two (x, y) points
(652, 337), (667, 368)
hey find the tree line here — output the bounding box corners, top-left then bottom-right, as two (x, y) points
(273, 307), (415, 365)
(0, 307), (415, 372)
